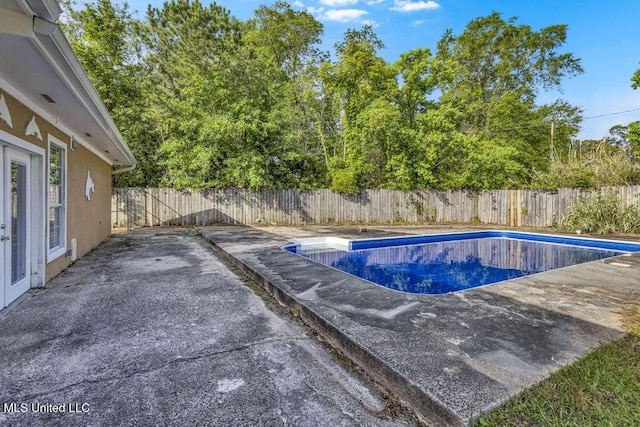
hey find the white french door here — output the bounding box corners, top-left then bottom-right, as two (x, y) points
(1, 146), (32, 308)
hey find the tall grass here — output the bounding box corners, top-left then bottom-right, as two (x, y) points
(560, 192), (640, 234)
(533, 144), (640, 189)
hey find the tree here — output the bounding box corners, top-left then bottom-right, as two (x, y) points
(140, 0), (331, 189)
(429, 13), (583, 187)
(629, 122), (640, 159)
(630, 67), (640, 157)
(248, 1), (324, 79)
(320, 26), (402, 191)
(244, 2), (330, 189)
(604, 122), (640, 159)
(434, 13), (583, 119)
(63, 0), (162, 186)
(393, 48), (436, 124)
(65, 3), (587, 192)
(141, 0), (246, 188)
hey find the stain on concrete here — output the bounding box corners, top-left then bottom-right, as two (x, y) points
(0, 228), (412, 427)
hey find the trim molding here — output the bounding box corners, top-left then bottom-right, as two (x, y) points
(46, 134), (67, 263)
(0, 128), (45, 156)
(0, 128), (46, 289)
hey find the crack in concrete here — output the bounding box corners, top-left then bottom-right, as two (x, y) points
(9, 335), (311, 402)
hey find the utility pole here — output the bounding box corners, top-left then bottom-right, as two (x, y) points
(550, 120), (555, 158)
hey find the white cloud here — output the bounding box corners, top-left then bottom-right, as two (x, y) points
(307, 6), (325, 14)
(292, 1), (305, 7)
(322, 9), (370, 23)
(320, 0), (359, 6)
(411, 19), (426, 26)
(390, 0), (440, 12)
(366, 0), (386, 5)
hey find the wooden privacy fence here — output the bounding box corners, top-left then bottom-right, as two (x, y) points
(111, 186), (640, 229)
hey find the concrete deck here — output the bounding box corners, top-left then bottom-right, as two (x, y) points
(198, 225), (640, 426)
(0, 229), (414, 426)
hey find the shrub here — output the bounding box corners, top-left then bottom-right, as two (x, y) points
(330, 168), (359, 194)
(560, 192), (640, 234)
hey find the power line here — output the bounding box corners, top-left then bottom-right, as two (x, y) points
(583, 107), (640, 120)
(487, 107), (640, 132)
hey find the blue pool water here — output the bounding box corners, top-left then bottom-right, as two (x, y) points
(285, 232), (639, 294)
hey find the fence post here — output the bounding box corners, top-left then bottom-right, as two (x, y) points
(125, 190), (130, 231)
(509, 190), (515, 227)
(472, 191), (479, 223)
(517, 189), (522, 227)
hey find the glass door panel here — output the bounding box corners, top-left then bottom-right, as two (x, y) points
(3, 147), (31, 307)
(11, 160), (27, 284)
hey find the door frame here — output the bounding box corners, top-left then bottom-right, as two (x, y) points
(4, 147), (32, 305)
(0, 146), (3, 308)
(1, 129), (45, 308)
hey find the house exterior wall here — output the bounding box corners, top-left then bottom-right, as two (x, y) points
(46, 144), (112, 281)
(0, 87), (113, 282)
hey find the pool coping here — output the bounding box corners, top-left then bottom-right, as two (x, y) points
(286, 230), (640, 253)
(198, 225), (640, 426)
(283, 230), (640, 296)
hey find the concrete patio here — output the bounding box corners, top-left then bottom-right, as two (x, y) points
(198, 225), (640, 426)
(0, 229), (414, 427)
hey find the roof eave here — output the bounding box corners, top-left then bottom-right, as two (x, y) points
(15, 0), (136, 167)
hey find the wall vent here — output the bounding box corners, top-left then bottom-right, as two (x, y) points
(40, 94), (56, 103)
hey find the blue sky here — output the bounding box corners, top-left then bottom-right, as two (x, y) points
(122, 0), (640, 140)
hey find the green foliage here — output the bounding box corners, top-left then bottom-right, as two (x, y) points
(560, 192), (640, 234)
(62, 0), (162, 186)
(141, 0), (330, 189)
(606, 120), (640, 161)
(320, 26), (401, 190)
(65, 2), (596, 191)
(393, 48), (436, 122)
(141, 0), (243, 188)
(629, 122), (640, 159)
(632, 65), (640, 90)
(249, 1), (324, 78)
(431, 13), (584, 187)
(462, 143), (529, 189)
(330, 168), (359, 194)
(434, 13), (582, 123)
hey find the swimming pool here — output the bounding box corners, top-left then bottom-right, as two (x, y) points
(284, 231), (640, 294)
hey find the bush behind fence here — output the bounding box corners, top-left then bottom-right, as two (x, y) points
(111, 186), (640, 229)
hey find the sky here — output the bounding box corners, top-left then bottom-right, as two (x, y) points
(122, 0), (640, 140)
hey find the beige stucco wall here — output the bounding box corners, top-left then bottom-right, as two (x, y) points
(47, 144), (112, 281)
(0, 87), (112, 282)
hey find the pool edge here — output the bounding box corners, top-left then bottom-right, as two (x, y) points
(196, 229), (464, 427)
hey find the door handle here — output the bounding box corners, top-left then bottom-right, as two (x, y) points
(0, 235), (10, 241)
